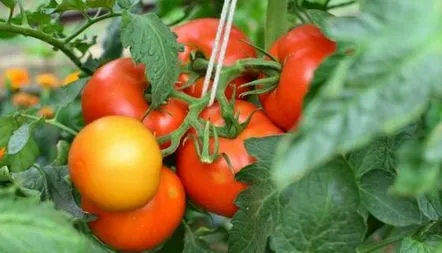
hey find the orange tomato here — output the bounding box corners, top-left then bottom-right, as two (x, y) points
(82, 167), (186, 252)
(12, 92), (39, 108)
(68, 116), (163, 211)
(2, 68), (30, 89)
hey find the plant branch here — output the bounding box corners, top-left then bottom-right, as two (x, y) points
(327, 0), (356, 10)
(7, 7), (14, 23)
(64, 12), (122, 43)
(0, 23), (92, 74)
(19, 113), (78, 136)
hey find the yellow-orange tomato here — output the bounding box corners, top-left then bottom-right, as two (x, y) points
(0, 147), (5, 161)
(35, 73), (59, 88)
(37, 106), (55, 119)
(12, 92), (39, 108)
(82, 167), (186, 252)
(68, 116), (163, 211)
(2, 68), (30, 89)
(62, 71), (80, 85)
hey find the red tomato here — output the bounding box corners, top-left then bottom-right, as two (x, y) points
(82, 58), (187, 145)
(176, 101), (282, 217)
(260, 24), (336, 131)
(82, 167), (186, 252)
(173, 18), (257, 98)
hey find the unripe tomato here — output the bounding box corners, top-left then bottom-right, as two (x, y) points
(260, 24), (336, 131)
(82, 167), (186, 252)
(69, 116), (162, 211)
(82, 58), (187, 146)
(176, 101), (282, 217)
(173, 18), (257, 98)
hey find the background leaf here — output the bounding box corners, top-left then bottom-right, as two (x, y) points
(359, 170), (425, 227)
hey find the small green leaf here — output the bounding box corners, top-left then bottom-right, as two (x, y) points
(182, 224), (217, 253)
(7, 124), (31, 155)
(400, 235), (442, 253)
(100, 17), (123, 63)
(121, 12), (183, 108)
(11, 166), (46, 197)
(52, 140), (70, 166)
(0, 0), (15, 9)
(40, 166), (90, 220)
(307, 9), (334, 31)
(51, 78), (87, 108)
(0, 116), (17, 147)
(55, 0), (87, 12)
(273, 159), (366, 253)
(86, 0), (115, 9)
(6, 137), (39, 172)
(273, 0), (442, 186)
(417, 191), (442, 221)
(359, 170), (425, 227)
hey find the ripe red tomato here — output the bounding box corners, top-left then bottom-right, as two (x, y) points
(0, 147), (5, 161)
(174, 18), (257, 98)
(176, 101), (282, 217)
(69, 116), (162, 211)
(260, 24), (336, 131)
(82, 58), (187, 144)
(82, 167), (185, 252)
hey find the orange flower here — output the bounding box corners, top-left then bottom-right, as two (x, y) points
(2, 68), (30, 89)
(35, 73), (59, 88)
(37, 106), (55, 119)
(62, 71), (80, 86)
(12, 92), (40, 108)
(0, 147), (5, 161)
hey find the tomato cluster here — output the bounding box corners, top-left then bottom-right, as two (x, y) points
(67, 18), (334, 252)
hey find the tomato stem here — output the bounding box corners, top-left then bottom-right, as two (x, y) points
(18, 113), (78, 136)
(64, 12), (122, 43)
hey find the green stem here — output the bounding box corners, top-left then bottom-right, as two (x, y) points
(327, 0), (356, 10)
(7, 7), (14, 23)
(0, 23), (91, 74)
(64, 12), (121, 43)
(19, 114), (78, 136)
(265, 0), (289, 50)
(357, 234), (404, 253)
(170, 89), (200, 105)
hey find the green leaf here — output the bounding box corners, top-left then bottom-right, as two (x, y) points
(7, 124), (31, 155)
(0, 191), (93, 253)
(359, 170), (425, 227)
(86, 0), (115, 9)
(273, 0), (442, 185)
(55, 0), (87, 12)
(121, 12), (183, 108)
(417, 191), (442, 221)
(40, 165), (89, 220)
(117, 0), (135, 9)
(307, 9), (334, 31)
(11, 166), (46, 197)
(6, 137), (39, 172)
(156, 224), (185, 253)
(51, 78), (87, 108)
(100, 17), (123, 63)
(424, 122), (442, 161)
(400, 235), (442, 253)
(394, 142), (440, 196)
(229, 136), (284, 253)
(273, 159), (366, 253)
(347, 125), (418, 178)
(52, 140), (70, 166)
(182, 224), (217, 253)
(0, 0), (15, 9)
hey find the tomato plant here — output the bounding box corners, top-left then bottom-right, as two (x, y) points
(0, 0), (441, 253)
(69, 116), (162, 211)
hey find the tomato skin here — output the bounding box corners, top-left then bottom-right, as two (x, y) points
(174, 18), (257, 98)
(0, 147), (5, 161)
(260, 24), (336, 131)
(82, 58), (187, 144)
(176, 101), (282, 217)
(82, 167), (185, 252)
(69, 116), (162, 211)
